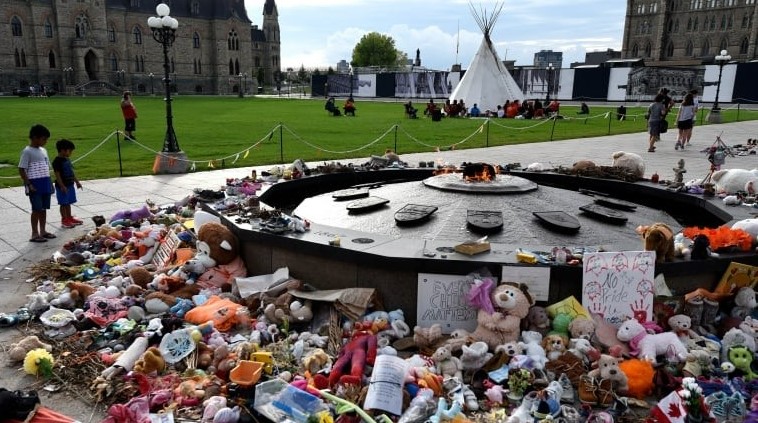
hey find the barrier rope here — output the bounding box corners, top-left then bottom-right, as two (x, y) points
(281, 123), (393, 155)
(396, 121), (485, 150)
(487, 115), (556, 130)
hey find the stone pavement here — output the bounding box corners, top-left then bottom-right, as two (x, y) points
(0, 120), (756, 421)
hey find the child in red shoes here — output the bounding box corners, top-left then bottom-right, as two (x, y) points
(52, 139), (83, 228)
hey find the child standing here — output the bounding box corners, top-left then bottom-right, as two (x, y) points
(52, 139), (83, 228)
(120, 91), (138, 140)
(18, 124), (56, 243)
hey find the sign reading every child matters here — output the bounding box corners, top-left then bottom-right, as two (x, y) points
(581, 251), (655, 326)
(417, 273), (479, 334)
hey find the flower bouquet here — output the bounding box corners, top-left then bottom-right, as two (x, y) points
(507, 368), (532, 401)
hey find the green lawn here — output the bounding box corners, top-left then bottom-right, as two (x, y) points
(0, 96), (754, 187)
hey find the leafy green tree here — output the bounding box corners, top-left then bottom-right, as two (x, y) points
(298, 65), (308, 82)
(327, 67), (335, 75)
(352, 32), (403, 67)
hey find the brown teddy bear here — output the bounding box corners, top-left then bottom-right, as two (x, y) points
(133, 347), (166, 375)
(193, 222), (247, 289)
(468, 282), (535, 350)
(9, 336), (53, 363)
(588, 354), (629, 395)
(636, 223), (675, 263)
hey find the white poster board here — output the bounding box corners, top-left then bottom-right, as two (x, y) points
(581, 251), (655, 325)
(502, 266), (551, 302)
(363, 355), (408, 415)
(417, 273), (479, 333)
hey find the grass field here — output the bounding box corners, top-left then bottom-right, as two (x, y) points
(1, 95), (755, 187)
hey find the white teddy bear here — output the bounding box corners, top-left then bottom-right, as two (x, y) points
(520, 330), (548, 370)
(611, 151), (645, 178)
(711, 168), (758, 195)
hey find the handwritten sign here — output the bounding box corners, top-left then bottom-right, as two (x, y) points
(581, 251), (655, 326)
(152, 231), (181, 269)
(417, 273), (479, 334)
(503, 266), (551, 302)
(363, 355), (408, 415)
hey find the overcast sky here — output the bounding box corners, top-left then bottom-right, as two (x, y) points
(243, 0), (626, 71)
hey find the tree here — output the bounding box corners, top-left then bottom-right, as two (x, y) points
(352, 32), (403, 68)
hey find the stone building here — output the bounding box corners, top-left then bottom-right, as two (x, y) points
(622, 0), (758, 65)
(0, 0), (280, 95)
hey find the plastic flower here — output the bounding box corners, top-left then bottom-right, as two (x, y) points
(680, 377), (706, 418)
(23, 348), (54, 377)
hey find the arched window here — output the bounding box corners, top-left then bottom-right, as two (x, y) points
(709, 15), (716, 30)
(228, 59), (234, 75)
(667, 19), (673, 32)
(44, 19), (53, 38)
(666, 41), (675, 58)
(193, 59), (197, 74)
(11, 16), (22, 36)
(743, 14), (749, 28)
(14, 48), (21, 67)
(644, 42), (652, 58)
(48, 51), (56, 68)
(130, 0), (141, 6)
(701, 39), (710, 57)
(719, 38), (728, 53)
(254, 57), (261, 67)
(727, 15), (733, 29)
(694, 17), (699, 31)
(740, 37), (749, 54)
(133, 27), (142, 44)
(685, 40), (694, 56)
(674, 19), (680, 32)
(108, 25), (116, 42)
(170, 58), (175, 73)
(191, 1), (200, 15)
(193, 32), (200, 48)
(110, 53), (118, 71)
(75, 15), (89, 39)
(228, 30), (238, 51)
(21, 49), (26, 67)
(720, 15), (726, 30)
(235, 59), (240, 75)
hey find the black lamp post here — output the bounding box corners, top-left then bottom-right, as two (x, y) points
(708, 49), (731, 124)
(148, 3), (181, 153)
(64, 67), (73, 87)
(243, 72), (248, 95)
(349, 66), (354, 99)
(238, 73), (243, 98)
(546, 63), (553, 103)
(116, 69), (125, 87)
(149, 72), (154, 95)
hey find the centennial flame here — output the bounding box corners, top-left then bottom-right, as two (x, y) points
(463, 163), (497, 182)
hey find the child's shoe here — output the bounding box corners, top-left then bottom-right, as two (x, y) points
(675, 141), (682, 150)
(69, 217), (84, 225)
(61, 218), (76, 228)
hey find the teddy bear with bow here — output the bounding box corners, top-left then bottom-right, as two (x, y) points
(191, 222), (247, 290)
(466, 282), (535, 350)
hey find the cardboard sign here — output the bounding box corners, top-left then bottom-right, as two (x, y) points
(714, 262), (758, 294)
(504, 265), (551, 302)
(582, 251), (655, 326)
(417, 273), (480, 334)
(152, 231), (181, 269)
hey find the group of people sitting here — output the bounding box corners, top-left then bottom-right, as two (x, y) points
(482, 99), (562, 119)
(324, 97), (356, 116)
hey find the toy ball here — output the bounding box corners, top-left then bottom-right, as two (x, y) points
(191, 329), (202, 342)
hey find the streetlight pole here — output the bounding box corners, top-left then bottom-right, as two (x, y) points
(149, 72), (154, 95)
(546, 63), (553, 103)
(349, 66), (354, 99)
(116, 69), (125, 87)
(148, 2), (188, 173)
(708, 49), (731, 124)
(238, 73), (243, 98)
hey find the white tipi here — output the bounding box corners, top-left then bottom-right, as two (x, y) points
(449, 2), (524, 113)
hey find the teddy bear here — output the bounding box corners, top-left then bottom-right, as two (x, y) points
(263, 300), (313, 325)
(567, 315), (596, 340)
(110, 204), (153, 224)
(616, 318), (688, 363)
(9, 335), (53, 363)
(588, 354), (629, 395)
(636, 223), (675, 263)
(667, 314), (700, 345)
(494, 340), (525, 360)
(542, 333), (569, 361)
(459, 341), (493, 372)
(133, 347), (166, 375)
(721, 326), (757, 362)
(611, 151), (644, 178)
(711, 168), (758, 195)
(520, 330), (548, 370)
(732, 286), (757, 320)
(413, 324), (443, 351)
(302, 348), (331, 374)
(524, 306), (551, 337)
(192, 222), (247, 289)
(568, 337), (600, 365)
(432, 346), (463, 381)
(466, 282), (534, 350)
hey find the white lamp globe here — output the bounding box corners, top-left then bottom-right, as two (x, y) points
(169, 17), (179, 30)
(147, 16), (161, 28)
(161, 16), (173, 28)
(720, 49), (728, 56)
(156, 3), (170, 17)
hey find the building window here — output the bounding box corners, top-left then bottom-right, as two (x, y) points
(687, 17), (693, 31)
(21, 49), (26, 67)
(742, 14), (749, 28)
(228, 30), (239, 51)
(134, 55), (144, 72)
(133, 27), (142, 44)
(666, 41), (674, 58)
(14, 48), (21, 67)
(11, 16), (22, 37)
(719, 38), (728, 53)
(644, 42), (652, 58)
(44, 19), (53, 38)
(667, 19), (673, 32)
(229, 59), (234, 75)
(694, 17), (699, 30)
(701, 39), (710, 56)
(235, 59), (240, 75)
(75, 15), (89, 39)
(651, 2), (658, 13)
(191, 1), (200, 15)
(110, 53), (118, 71)
(254, 57), (261, 67)
(720, 15), (726, 30)
(193, 32), (200, 48)
(48, 51), (56, 68)
(740, 37), (749, 54)
(686, 40), (694, 56)
(130, 0), (140, 6)
(108, 25), (116, 42)
(728, 15), (733, 29)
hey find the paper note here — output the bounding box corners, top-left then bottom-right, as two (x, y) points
(363, 355), (408, 415)
(503, 266), (550, 302)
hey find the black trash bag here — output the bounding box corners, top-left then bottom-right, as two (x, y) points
(0, 388), (40, 421)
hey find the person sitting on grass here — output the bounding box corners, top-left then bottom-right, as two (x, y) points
(343, 97), (356, 116)
(405, 101), (418, 119)
(324, 97), (341, 116)
(577, 102), (590, 115)
(469, 103), (481, 117)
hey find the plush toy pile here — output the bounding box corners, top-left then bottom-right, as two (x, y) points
(3, 167), (758, 423)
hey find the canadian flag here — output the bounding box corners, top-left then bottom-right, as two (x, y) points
(649, 390), (687, 423)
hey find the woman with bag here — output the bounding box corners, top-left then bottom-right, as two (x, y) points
(647, 94), (666, 152)
(675, 93), (696, 150)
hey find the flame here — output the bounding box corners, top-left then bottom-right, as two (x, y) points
(433, 166), (458, 176)
(463, 163), (497, 182)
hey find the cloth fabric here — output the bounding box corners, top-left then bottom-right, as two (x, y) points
(196, 256), (247, 289)
(184, 295), (241, 331)
(52, 157), (75, 187)
(55, 183), (77, 206)
(19, 146), (53, 194)
(678, 104), (695, 122)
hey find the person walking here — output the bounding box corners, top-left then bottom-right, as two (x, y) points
(675, 93), (696, 150)
(120, 91), (138, 140)
(52, 139), (83, 228)
(647, 94), (666, 152)
(18, 124), (56, 243)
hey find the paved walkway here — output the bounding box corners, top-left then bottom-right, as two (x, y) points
(0, 120), (756, 420)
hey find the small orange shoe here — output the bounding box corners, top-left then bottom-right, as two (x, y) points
(69, 217), (84, 225)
